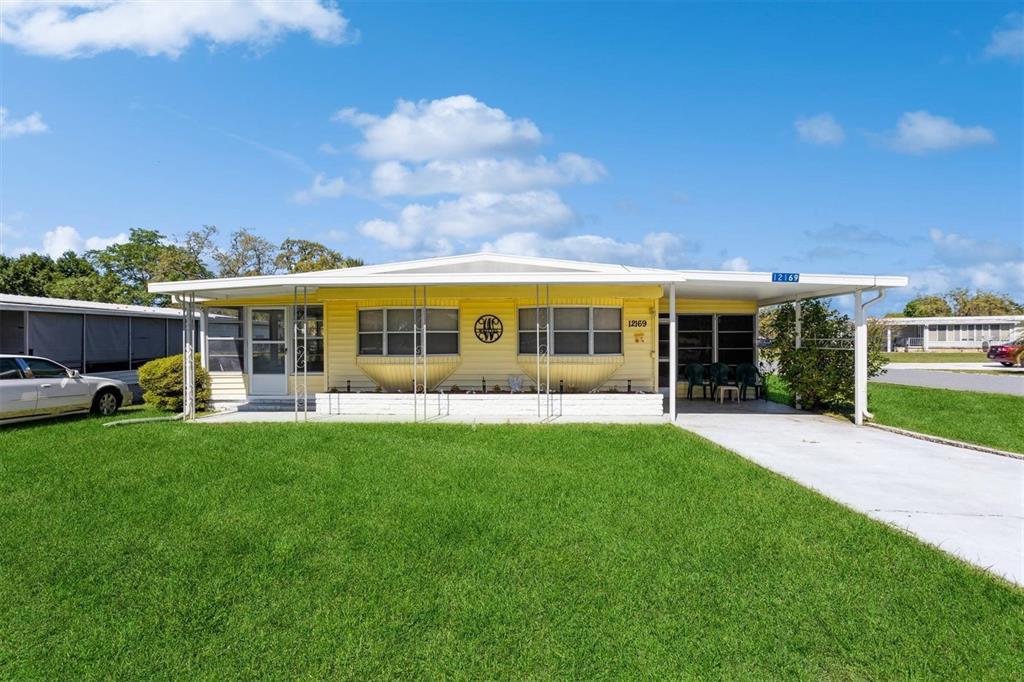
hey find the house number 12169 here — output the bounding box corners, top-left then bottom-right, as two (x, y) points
(628, 319), (648, 328)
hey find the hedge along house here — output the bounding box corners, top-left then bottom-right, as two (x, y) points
(147, 253), (907, 425)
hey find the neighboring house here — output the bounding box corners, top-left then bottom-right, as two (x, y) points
(148, 252), (907, 425)
(877, 315), (1024, 351)
(0, 294), (194, 392)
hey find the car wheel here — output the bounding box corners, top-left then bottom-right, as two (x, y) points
(92, 388), (120, 416)
(1001, 362), (1015, 367)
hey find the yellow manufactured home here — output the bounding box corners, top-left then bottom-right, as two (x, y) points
(149, 253), (907, 424)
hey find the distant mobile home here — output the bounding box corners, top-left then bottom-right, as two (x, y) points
(0, 294), (195, 388)
(877, 315), (1024, 351)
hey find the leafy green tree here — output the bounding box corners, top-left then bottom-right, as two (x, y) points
(903, 295), (952, 317)
(0, 252), (58, 297)
(949, 288), (1023, 316)
(760, 299), (886, 413)
(274, 238), (363, 273)
(214, 228), (278, 277)
(87, 228), (167, 305)
(153, 225), (217, 283)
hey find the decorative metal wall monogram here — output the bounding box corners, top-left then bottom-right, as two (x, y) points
(474, 314), (503, 343)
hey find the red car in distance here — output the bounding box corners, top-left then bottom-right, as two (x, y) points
(986, 337), (1024, 367)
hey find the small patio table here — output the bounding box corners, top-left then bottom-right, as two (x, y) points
(717, 385), (740, 404)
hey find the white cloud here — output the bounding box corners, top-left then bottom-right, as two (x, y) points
(885, 111), (995, 154)
(984, 12), (1023, 61)
(335, 95), (542, 161)
(292, 173), (347, 204)
(480, 231), (690, 269)
(371, 153), (606, 196)
(794, 113), (845, 146)
(908, 262), (1024, 301)
(0, 106), (48, 138)
(720, 256), (751, 271)
(317, 142), (343, 155)
(359, 190), (574, 254)
(929, 228), (1022, 266)
(41, 225), (129, 257)
(0, 0), (353, 58)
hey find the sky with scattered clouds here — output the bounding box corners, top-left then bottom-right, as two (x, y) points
(1, 1), (1021, 311)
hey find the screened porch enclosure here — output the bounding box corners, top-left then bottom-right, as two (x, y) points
(657, 313), (757, 388)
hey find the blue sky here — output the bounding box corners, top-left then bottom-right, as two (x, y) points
(1, 1), (1021, 311)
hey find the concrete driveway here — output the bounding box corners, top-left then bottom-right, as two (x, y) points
(675, 403), (1024, 586)
(874, 367), (1024, 395)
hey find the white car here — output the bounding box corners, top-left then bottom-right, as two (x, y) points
(0, 354), (133, 425)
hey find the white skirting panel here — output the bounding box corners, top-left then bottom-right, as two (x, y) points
(315, 392), (665, 419)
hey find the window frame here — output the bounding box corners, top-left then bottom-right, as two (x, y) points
(517, 306), (624, 356)
(21, 357), (71, 379)
(357, 307), (460, 357)
(206, 306), (246, 372)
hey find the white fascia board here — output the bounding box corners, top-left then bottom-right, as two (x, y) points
(0, 294), (185, 317)
(150, 271), (684, 295)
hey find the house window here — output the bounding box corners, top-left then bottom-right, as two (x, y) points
(518, 307), (623, 355)
(357, 308), (459, 356)
(207, 307), (245, 371)
(293, 305), (324, 372)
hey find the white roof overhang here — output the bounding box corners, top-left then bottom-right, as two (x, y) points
(671, 271), (909, 306)
(148, 252), (909, 305)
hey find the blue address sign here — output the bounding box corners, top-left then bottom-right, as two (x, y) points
(772, 272), (800, 283)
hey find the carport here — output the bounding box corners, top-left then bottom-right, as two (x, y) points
(665, 271), (907, 425)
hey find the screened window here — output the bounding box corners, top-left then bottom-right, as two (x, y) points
(357, 308), (459, 356)
(28, 312), (83, 370)
(293, 305), (324, 373)
(130, 317), (167, 369)
(716, 315), (755, 366)
(85, 315), (129, 373)
(518, 307), (623, 355)
(1, 310), (25, 354)
(207, 307), (244, 371)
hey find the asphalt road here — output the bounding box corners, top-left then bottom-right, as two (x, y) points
(873, 368), (1024, 396)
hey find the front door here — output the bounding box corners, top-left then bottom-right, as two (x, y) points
(250, 308), (288, 395)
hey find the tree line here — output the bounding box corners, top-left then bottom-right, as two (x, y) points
(890, 289), (1023, 318)
(0, 226), (362, 307)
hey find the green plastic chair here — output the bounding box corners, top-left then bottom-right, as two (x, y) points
(684, 363), (709, 399)
(736, 363), (763, 400)
(708, 362), (733, 397)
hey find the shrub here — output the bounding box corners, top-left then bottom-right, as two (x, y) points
(760, 299), (886, 412)
(138, 354), (211, 412)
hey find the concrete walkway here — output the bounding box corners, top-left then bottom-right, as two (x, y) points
(675, 404), (1024, 586)
(874, 368), (1024, 395)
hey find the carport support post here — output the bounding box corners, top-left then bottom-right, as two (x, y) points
(854, 291), (866, 426)
(854, 288), (886, 426)
(668, 283), (677, 421)
(182, 293), (196, 421)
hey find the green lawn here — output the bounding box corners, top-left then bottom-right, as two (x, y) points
(883, 351), (988, 363)
(869, 383), (1024, 454)
(1, 410), (1022, 678)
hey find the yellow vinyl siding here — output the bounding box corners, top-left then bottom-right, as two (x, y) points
(202, 285), (756, 396)
(658, 298), (758, 314)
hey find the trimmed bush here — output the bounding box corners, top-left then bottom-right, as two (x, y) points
(760, 299), (886, 412)
(138, 354), (211, 412)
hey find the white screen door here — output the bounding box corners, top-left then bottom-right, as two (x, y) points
(250, 308), (288, 395)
